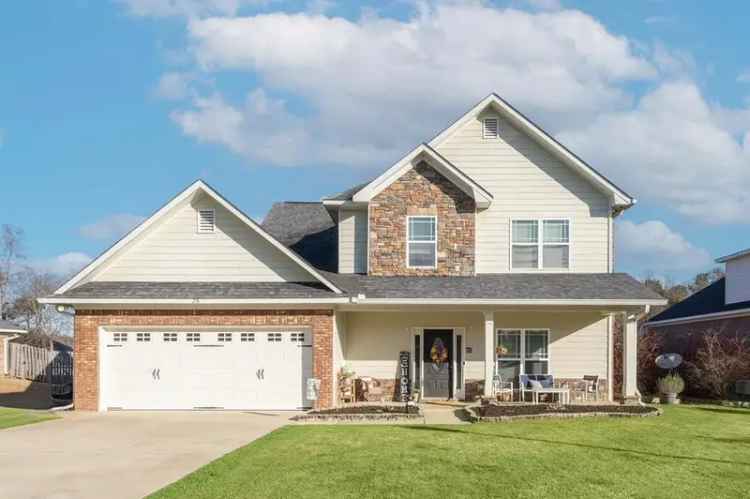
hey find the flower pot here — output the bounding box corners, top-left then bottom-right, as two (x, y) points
(660, 392), (680, 405)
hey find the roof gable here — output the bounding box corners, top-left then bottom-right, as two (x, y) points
(55, 181), (342, 295)
(428, 93), (633, 207)
(352, 143), (493, 208)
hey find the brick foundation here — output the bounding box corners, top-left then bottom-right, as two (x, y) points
(74, 309), (334, 411)
(369, 161), (475, 276)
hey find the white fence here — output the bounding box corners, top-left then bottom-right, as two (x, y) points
(8, 343), (73, 384)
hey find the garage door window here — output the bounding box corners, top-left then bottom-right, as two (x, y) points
(218, 333), (233, 342)
(241, 333), (255, 342)
(163, 333), (178, 342)
(113, 333), (127, 342)
(290, 332), (305, 342)
(136, 333), (151, 342)
(186, 333), (201, 342)
(268, 333), (282, 342)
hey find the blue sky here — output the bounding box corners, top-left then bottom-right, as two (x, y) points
(1, 0), (749, 282)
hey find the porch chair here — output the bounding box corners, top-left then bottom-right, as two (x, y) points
(518, 374), (555, 402)
(357, 377), (385, 402)
(492, 375), (514, 402)
(582, 375), (600, 401)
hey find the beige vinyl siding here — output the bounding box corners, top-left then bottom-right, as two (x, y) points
(338, 209), (368, 274)
(726, 255), (750, 305)
(343, 310), (608, 382)
(91, 194), (313, 282)
(435, 110), (611, 273)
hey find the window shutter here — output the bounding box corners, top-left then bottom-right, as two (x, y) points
(483, 118), (499, 139)
(197, 209), (215, 233)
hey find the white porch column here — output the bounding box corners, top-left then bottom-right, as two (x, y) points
(622, 313), (638, 402)
(483, 311), (495, 397)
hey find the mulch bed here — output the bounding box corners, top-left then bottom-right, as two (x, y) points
(307, 405), (420, 415)
(291, 404), (423, 423)
(469, 404), (660, 422)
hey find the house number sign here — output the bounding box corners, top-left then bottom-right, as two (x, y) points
(399, 351), (411, 402)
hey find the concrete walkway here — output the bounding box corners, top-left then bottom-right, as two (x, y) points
(421, 403), (472, 424)
(0, 410), (293, 499)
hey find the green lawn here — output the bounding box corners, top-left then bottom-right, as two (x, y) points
(152, 406), (750, 499)
(0, 407), (57, 429)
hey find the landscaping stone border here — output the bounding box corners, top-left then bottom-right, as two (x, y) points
(464, 404), (661, 423)
(291, 405), (424, 424)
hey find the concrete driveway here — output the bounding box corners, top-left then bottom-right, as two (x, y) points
(0, 410), (293, 499)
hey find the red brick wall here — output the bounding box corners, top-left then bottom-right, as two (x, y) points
(74, 309), (334, 411)
(369, 161), (476, 276)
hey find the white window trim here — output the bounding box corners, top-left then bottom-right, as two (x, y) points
(483, 117), (499, 139)
(495, 328), (551, 376)
(406, 215), (438, 269)
(510, 218), (571, 272)
(197, 208), (215, 234)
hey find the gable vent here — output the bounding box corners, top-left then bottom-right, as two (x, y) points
(483, 118), (499, 139)
(197, 209), (215, 233)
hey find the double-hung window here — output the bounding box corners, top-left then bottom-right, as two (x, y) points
(511, 219), (569, 270)
(496, 329), (550, 380)
(407, 216), (437, 268)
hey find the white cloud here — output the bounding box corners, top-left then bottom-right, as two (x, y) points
(154, 72), (195, 100)
(558, 81), (750, 224)
(737, 69), (750, 83)
(30, 252), (93, 277)
(118, 0), (269, 18)
(79, 213), (146, 242)
(171, 4), (654, 166)
(615, 220), (713, 276)
(520, 0), (563, 11)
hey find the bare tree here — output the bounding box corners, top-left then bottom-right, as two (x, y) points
(9, 267), (62, 335)
(0, 224), (24, 320)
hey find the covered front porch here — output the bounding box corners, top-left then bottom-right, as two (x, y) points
(332, 304), (649, 406)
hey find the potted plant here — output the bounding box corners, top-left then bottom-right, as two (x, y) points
(657, 373), (685, 404)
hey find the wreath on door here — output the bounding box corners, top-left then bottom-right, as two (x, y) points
(430, 338), (448, 364)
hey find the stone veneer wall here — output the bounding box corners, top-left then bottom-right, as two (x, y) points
(369, 161), (476, 276)
(74, 309), (334, 411)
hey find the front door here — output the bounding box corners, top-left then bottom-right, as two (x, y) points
(422, 329), (452, 399)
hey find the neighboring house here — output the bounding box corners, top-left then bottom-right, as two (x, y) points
(646, 248), (750, 348)
(0, 319), (27, 376)
(40, 93), (664, 411)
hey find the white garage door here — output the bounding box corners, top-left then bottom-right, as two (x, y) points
(102, 330), (313, 410)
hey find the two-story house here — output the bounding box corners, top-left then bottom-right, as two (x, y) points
(41, 94), (664, 411)
(646, 248), (750, 340)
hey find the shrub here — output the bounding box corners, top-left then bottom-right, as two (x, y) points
(657, 373), (685, 395)
(683, 331), (750, 399)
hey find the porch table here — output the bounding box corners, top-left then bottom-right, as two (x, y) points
(531, 387), (570, 405)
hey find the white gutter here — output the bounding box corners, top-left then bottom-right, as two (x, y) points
(645, 306), (750, 327)
(38, 297), (350, 305)
(350, 298), (667, 307)
(40, 295), (666, 308)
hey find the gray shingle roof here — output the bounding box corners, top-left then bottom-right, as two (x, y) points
(323, 272), (664, 301)
(0, 319), (26, 333)
(649, 278), (750, 322)
(261, 202), (337, 272)
(59, 281), (336, 299)
(322, 181), (372, 201)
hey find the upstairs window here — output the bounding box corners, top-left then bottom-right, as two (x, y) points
(483, 118), (499, 139)
(197, 209), (215, 233)
(511, 219), (570, 270)
(407, 216), (437, 269)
